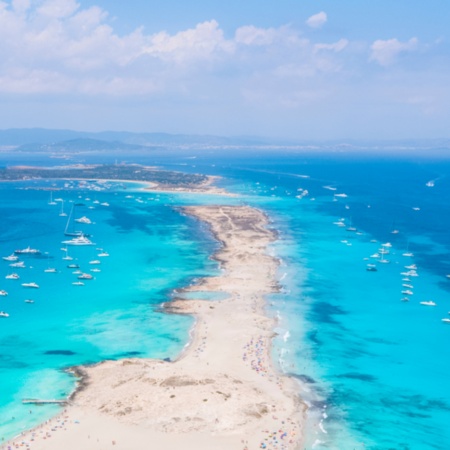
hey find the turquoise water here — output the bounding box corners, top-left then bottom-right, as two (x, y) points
(0, 179), (222, 441)
(2, 151), (450, 449)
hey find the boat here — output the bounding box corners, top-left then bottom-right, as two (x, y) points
(0, 290), (8, 296)
(100, 202), (110, 206)
(90, 268), (101, 272)
(402, 252), (414, 257)
(405, 264), (417, 270)
(44, 268), (57, 273)
(366, 264), (377, 272)
(97, 251), (109, 257)
(379, 258), (390, 264)
(14, 247), (41, 255)
(78, 273), (93, 280)
(402, 284), (414, 289)
(420, 301), (436, 306)
(72, 281), (85, 286)
(62, 235), (95, 246)
(48, 191), (57, 205)
(21, 282), (39, 288)
(401, 297), (410, 302)
(402, 290), (413, 296)
(24, 299), (34, 304)
(442, 318), (450, 323)
(5, 273), (19, 280)
(64, 204), (84, 237)
(59, 200), (67, 217)
(10, 261), (25, 268)
(89, 260), (101, 265)
(334, 193), (348, 198)
(2, 254), (18, 261)
(61, 247), (73, 261)
(0, 311), (9, 318)
(67, 264), (80, 269)
(426, 180), (435, 187)
(74, 216), (92, 224)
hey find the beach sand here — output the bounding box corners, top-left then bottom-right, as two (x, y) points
(4, 205), (305, 450)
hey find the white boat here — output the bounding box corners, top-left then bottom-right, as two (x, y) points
(379, 258), (390, 264)
(72, 281), (85, 286)
(5, 273), (19, 280)
(0, 290), (8, 296)
(98, 251), (109, 257)
(74, 216), (92, 224)
(44, 268), (57, 273)
(402, 290), (413, 296)
(48, 191), (57, 205)
(62, 235), (95, 246)
(10, 261), (25, 268)
(21, 282), (39, 288)
(442, 318), (450, 323)
(420, 301), (436, 306)
(89, 260), (101, 265)
(90, 268), (101, 272)
(405, 264), (417, 270)
(402, 252), (414, 257)
(59, 200), (67, 217)
(366, 264), (377, 272)
(401, 297), (410, 302)
(2, 254), (18, 261)
(402, 284), (414, 289)
(64, 204), (84, 237)
(14, 247), (41, 255)
(24, 299), (34, 304)
(78, 273), (93, 280)
(0, 311), (9, 318)
(334, 193), (348, 198)
(426, 180), (435, 187)
(100, 202), (110, 206)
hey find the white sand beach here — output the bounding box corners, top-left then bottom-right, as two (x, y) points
(4, 205), (305, 450)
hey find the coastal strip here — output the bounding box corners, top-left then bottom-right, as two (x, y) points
(4, 205), (305, 450)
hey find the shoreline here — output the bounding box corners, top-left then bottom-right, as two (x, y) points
(2, 205), (306, 450)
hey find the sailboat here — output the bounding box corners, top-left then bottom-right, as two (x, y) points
(48, 191), (57, 205)
(59, 200), (67, 217)
(64, 203), (83, 237)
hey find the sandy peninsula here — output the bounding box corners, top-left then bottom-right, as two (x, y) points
(4, 205), (305, 450)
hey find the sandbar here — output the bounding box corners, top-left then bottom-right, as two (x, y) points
(3, 205), (305, 450)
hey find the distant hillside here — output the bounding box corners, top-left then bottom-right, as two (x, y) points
(16, 138), (145, 153)
(0, 128), (449, 151)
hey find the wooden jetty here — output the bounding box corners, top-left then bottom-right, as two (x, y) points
(22, 399), (68, 405)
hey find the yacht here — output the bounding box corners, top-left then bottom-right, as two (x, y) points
(67, 264), (80, 269)
(74, 216), (92, 224)
(405, 264), (417, 270)
(100, 202), (110, 206)
(401, 290), (413, 296)
(78, 273), (93, 280)
(97, 251), (109, 257)
(0, 311), (9, 318)
(72, 281), (85, 286)
(2, 254), (18, 261)
(21, 282), (39, 288)
(14, 247), (41, 255)
(366, 264), (377, 272)
(24, 299), (34, 304)
(420, 301), (436, 306)
(401, 297), (410, 302)
(90, 268), (101, 273)
(402, 284), (414, 289)
(442, 318), (450, 323)
(0, 290), (8, 296)
(10, 261), (25, 268)
(44, 268), (57, 273)
(5, 273), (19, 280)
(62, 235), (95, 246)
(402, 252), (414, 257)
(89, 260), (101, 265)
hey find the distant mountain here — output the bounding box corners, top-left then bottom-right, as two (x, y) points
(0, 128), (449, 151)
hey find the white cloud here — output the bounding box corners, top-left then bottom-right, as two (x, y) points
(306, 11), (327, 29)
(370, 37), (418, 66)
(314, 39), (349, 53)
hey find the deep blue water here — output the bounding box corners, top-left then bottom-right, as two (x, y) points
(1, 149), (450, 449)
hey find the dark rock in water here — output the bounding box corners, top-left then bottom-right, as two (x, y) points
(336, 372), (377, 382)
(163, 357), (172, 362)
(289, 373), (316, 384)
(119, 351), (143, 357)
(44, 350), (76, 356)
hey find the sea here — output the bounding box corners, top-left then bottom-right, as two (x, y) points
(1, 148), (450, 449)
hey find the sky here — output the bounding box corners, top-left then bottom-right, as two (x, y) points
(0, 0), (449, 140)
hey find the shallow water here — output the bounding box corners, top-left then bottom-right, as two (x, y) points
(2, 151), (450, 449)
